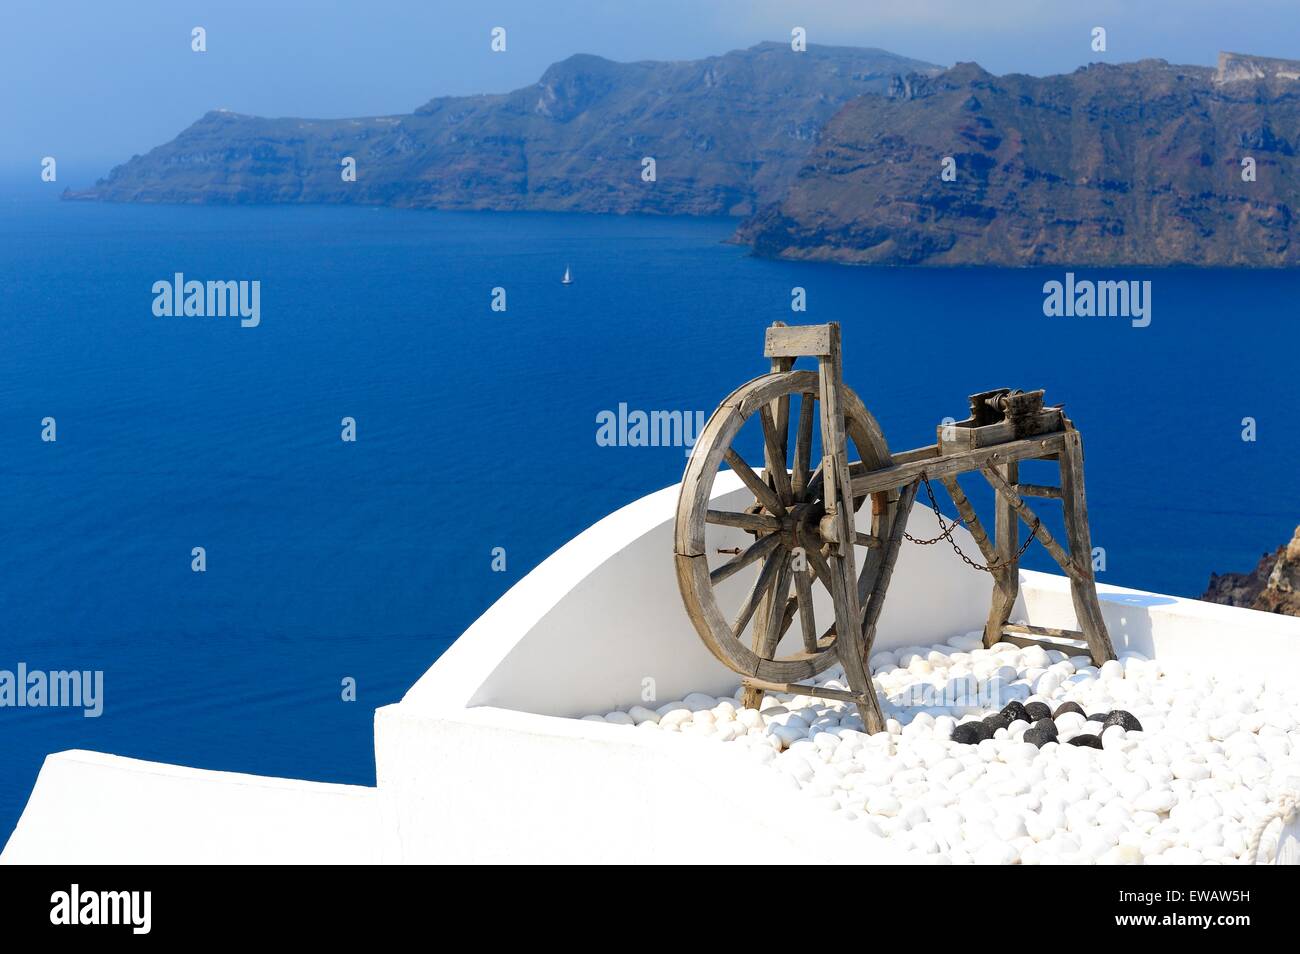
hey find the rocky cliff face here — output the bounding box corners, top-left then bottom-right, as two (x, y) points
(65, 43), (939, 217)
(1203, 526), (1300, 616)
(736, 55), (1300, 266)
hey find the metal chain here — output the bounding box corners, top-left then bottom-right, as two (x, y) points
(902, 473), (1034, 573)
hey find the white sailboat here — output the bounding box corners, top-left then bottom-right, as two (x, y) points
(561, 265), (573, 285)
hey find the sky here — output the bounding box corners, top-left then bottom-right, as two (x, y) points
(4, 0), (1300, 183)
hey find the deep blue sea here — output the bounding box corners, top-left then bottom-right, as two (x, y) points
(2, 192), (1297, 841)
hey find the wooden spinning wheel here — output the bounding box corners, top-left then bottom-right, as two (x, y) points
(674, 322), (1116, 734)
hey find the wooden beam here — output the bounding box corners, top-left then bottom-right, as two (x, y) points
(980, 464), (1082, 581)
(764, 323), (833, 357)
(1003, 623), (1085, 640)
(742, 679), (861, 705)
(938, 476), (998, 566)
(850, 432), (1067, 497)
(1017, 483), (1063, 499)
(999, 632), (1089, 653)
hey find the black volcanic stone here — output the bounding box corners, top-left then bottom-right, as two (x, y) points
(951, 723), (981, 745)
(1053, 702), (1086, 719)
(1023, 718), (1059, 748)
(999, 701), (1030, 725)
(1103, 709), (1143, 732)
(1024, 702), (1052, 722)
(1068, 734), (1103, 749)
(1087, 712), (1110, 723)
(982, 713), (1011, 733)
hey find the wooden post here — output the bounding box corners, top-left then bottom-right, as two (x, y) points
(816, 326), (885, 733)
(983, 461), (1019, 647)
(1057, 431), (1117, 663)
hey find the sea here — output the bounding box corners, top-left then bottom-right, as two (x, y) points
(1, 190), (1296, 840)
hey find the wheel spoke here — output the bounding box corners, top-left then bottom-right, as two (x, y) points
(755, 556), (793, 658)
(706, 509), (781, 532)
(724, 448), (787, 517)
(731, 551), (784, 638)
(772, 390), (790, 480)
(794, 569), (818, 653)
(792, 395), (815, 500)
(796, 524), (836, 591)
(759, 404), (794, 505)
(709, 532), (781, 585)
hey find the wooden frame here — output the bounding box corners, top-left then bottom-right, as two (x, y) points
(673, 322), (1115, 734)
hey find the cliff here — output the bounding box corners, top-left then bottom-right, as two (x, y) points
(1203, 526), (1300, 616)
(736, 54), (1300, 266)
(63, 43), (940, 217)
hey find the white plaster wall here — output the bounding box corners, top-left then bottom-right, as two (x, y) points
(1, 751), (396, 865)
(1017, 570), (1300, 678)
(372, 703), (921, 864)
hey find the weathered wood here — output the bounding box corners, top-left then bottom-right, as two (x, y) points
(742, 679), (861, 705)
(676, 551), (832, 684)
(764, 323), (833, 357)
(758, 404), (794, 505)
(705, 509), (781, 532)
(851, 432), (1067, 497)
(793, 568), (818, 654)
(755, 555), (793, 658)
(732, 552), (783, 639)
(889, 444), (941, 465)
(1016, 482), (1063, 499)
(792, 396), (815, 500)
(984, 461), (1020, 648)
(816, 326), (884, 733)
(1058, 429), (1117, 663)
(709, 531), (782, 585)
(980, 465), (1081, 580)
(861, 478), (919, 659)
(937, 476), (997, 565)
(999, 632), (1088, 652)
(675, 321), (1112, 736)
(723, 448), (787, 518)
(768, 349), (794, 509)
(1003, 622), (1085, 639)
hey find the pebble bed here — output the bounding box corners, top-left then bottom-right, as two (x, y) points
(580, 634), (1300, 864)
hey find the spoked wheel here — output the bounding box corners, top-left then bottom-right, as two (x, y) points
(674, 368), (897, 724)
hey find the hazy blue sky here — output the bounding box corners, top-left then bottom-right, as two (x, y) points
(5, 0), (1300, 184)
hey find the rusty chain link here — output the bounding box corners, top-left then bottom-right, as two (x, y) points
(902, 472), (1034, 573)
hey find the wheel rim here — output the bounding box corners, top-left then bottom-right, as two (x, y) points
(674, 369), (893, 684)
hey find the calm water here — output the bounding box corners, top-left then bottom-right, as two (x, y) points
(1, 196), (1297, 839)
